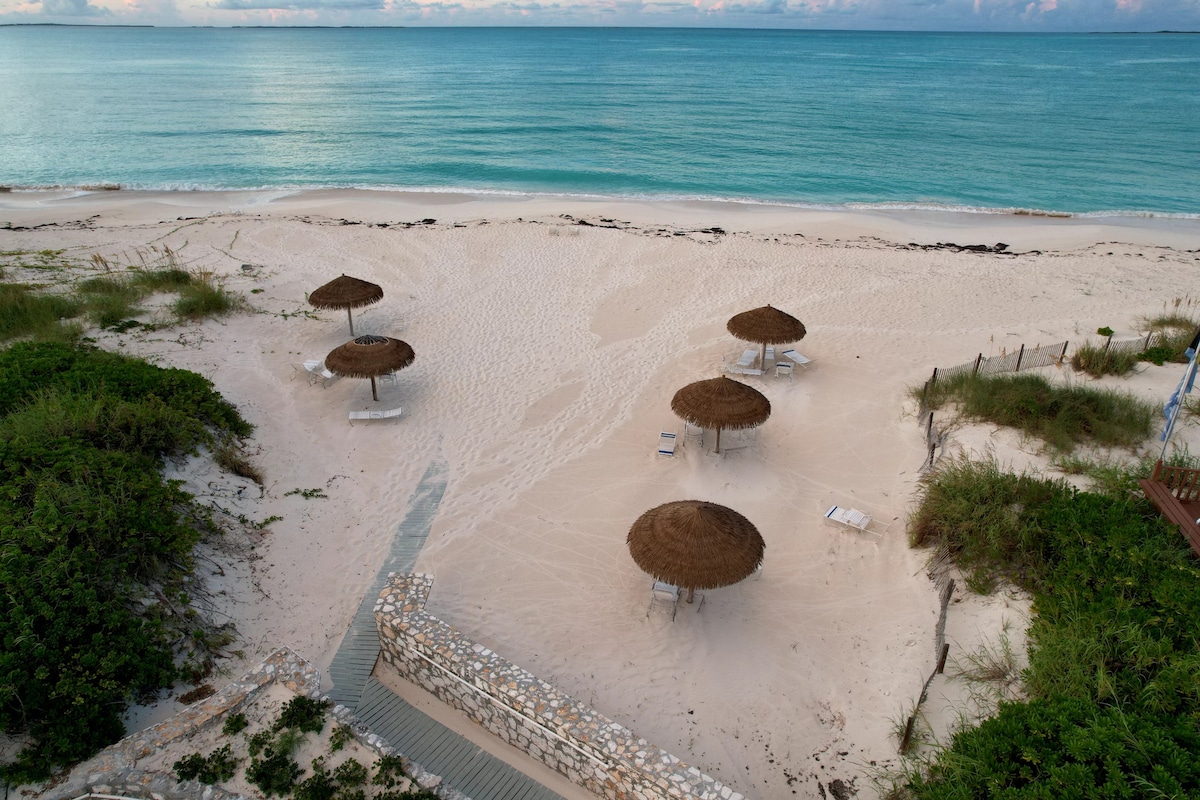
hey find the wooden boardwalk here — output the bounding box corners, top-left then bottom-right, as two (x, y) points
(326, 458), (567, 800)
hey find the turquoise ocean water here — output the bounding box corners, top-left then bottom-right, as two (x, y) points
(1, 26), (1199, 216)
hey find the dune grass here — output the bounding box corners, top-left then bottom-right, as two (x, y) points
(78, 275), (146, 328)
(1138, 298), (1199, 365)
(174, 276), (246, 320)
(1069, 340), (1141, 377)
(132, 267), (194, 292)
(920, 372), (1156, 452)
(1, 254), (247, 341)
(0, 283), (84, 341)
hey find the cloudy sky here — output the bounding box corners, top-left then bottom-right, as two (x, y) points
(2, 0), (1199, 31)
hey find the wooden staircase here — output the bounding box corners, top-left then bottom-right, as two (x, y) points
(1138, 459), (1200, 557)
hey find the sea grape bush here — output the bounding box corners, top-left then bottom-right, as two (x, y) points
(0, 341), (253, 782)
(907, 460), (1200, 797)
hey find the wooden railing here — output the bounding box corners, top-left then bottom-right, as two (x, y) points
(1150, 459), (1200, 503)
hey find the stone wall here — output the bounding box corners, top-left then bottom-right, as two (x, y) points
(376, 573), (746, 800)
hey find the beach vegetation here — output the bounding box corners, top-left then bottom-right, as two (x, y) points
(0, 282), (84, 341)
(174, 744), (240, 784)
(330, 724), (354, 752)
(1139, 297), (1199, 365)
(919, 372), (1155, 453)
(174, 269), (247, 321)
(1052, 448), (1200, 496)
(1, 245), (249, 342)
(0, 340), (254, 782)
(223, 712), (250, 737)
(904, 457), (1200, 798)
(1069, 340), (1140, 377)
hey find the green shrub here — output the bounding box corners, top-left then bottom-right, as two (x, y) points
(222, 712), (249, 736)
(294, 759), (337, 800)
(246, 748), (302, 797)
(906, 460), (1200, 797)
(909, 698), (1200, 799)
(0, 341), (253, 782)
(173, 743), (239, 784)
(330, 723), (354, 752)
(373, 754), (408, 788)
(334, 758), (370, 787)
(920, 372), (1155, 452)
(273, 696), (329, 734)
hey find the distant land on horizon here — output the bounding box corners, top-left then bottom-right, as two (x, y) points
(2, 22), (1199, 32)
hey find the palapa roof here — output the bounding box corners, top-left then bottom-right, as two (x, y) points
(671, 376), (770, 430)
(324, 335), (415, 378)
(627, 500), (765, 591)
(726, 305), (806, 345)
(308, 275), (384, 310)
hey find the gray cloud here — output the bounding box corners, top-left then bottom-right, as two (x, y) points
(209, 0), (382, 9)
(40, 0), (111, 15)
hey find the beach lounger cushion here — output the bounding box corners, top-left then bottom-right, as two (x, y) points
(825, 504), (871, 531)
(658, 431), (678, 456)
(782, 350), (812, 368)
(776, 362), (794, 379)
(348, 407), (403, 424)
(648, 580), (681, 621)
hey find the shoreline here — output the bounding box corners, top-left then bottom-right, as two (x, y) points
(5, 187), (1200, 252)
(4, 192), (1200, 799)
(3, 185), (1200, 225)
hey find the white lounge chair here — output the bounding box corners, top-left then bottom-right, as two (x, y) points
(301, 359), (337, 388)
(736, 348), (758, 368)
(348, 407), (402, 425)
(647, 580), (680, 621)
(765, 345), (776, 363)
(658, 431), (678, 457)
(825, 504), (871, 532)
(725, 361), (764, 376)
(781, 350), (812, 369)
(776, 362), (794, 379)
(684, 422), (704, 445)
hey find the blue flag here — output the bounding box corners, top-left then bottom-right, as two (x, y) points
(1161, 327), (1200, 444)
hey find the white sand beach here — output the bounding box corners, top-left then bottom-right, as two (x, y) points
(3, 189), (1200, 800)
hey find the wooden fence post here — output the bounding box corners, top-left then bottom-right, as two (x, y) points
(973, 353), (983, 375)
(1015, 343), (1025, 372)
(936, 642), (950, 674)
(1060, 341), (1069, 363)
(1145, 331), (1153, 350)
(1104, 334), (1113, 353)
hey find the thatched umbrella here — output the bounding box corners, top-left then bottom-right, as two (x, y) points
(727, 305), (806, 367)
(308, 275), (384, 336)
(671, 376), (770, 454)
(627, 500), (765, 604)
(325, 334), (415, 401)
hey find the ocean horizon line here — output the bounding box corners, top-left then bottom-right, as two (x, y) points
(3, 23), (1200, 34)
(5, 183), (1200, 222)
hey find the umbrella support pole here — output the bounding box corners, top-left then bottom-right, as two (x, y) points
(715, 428), (722, 454)
(761, 342), (767, 367)
(370, 376), (378, 401)
(686, 587), (695, 604)
(347, 308), (355, 337)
